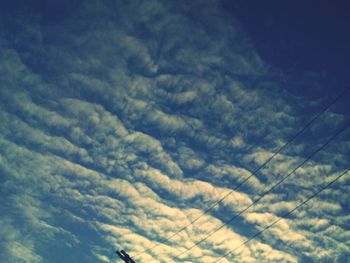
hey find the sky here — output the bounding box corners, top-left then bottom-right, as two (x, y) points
(0, 0), (350, 262)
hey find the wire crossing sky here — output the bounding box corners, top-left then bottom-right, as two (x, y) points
(1, 1), (350, 263)
(171, 122), (350, 261)
(133, 86), (350, 259)
(212, 167), (350, 263)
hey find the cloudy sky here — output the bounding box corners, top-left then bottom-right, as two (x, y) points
(1, 0), (350, 262)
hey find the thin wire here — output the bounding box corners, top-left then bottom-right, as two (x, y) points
(171, 122), (350, 260)
(212, 167), (350, 263)
(132, 86), (350, 259)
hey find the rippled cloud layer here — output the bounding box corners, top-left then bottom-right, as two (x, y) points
(1, 1), (349, 262)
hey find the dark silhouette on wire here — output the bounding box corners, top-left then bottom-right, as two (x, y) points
(212, 167), (350, 262)
(116, 250), (136, 263)
(132, 86), (350, 259)
(171, 122), (350, 261)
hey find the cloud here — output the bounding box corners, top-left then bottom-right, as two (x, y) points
(0, 219), (42, 263)
(0, 0), (349, 262)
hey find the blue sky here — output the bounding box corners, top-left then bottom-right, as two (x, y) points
(0, 0), (350, 262)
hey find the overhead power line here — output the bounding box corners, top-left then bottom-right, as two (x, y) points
(171, 122), (350, 261)
(212, 167), (350, 263)
(132, 86), (350, 259)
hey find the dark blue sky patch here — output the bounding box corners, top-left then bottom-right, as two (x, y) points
(222, 0), (350, 97)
